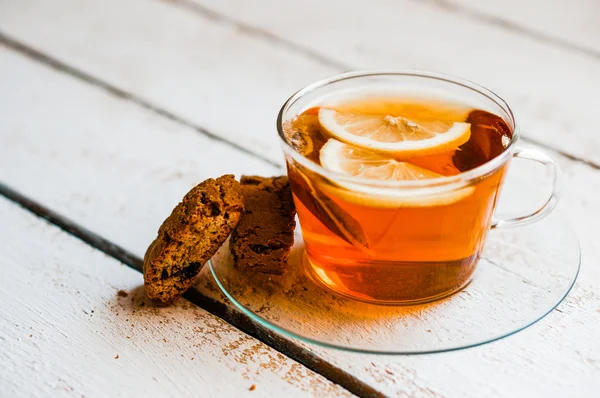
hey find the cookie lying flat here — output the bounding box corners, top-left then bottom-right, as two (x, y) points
(230, 176), (296, 275)
(144, 175), (244, 306)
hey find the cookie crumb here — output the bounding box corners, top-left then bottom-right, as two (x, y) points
(117, 290), (128, 298)
(249, 384), (256, 391)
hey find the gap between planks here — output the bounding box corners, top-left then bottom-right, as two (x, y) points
(415, 0), (600, 63)
(170, 0), (351, 71)
(0, 181), (384, 398)
(0, 31), (281, 170)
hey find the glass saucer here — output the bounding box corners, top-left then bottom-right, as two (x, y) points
(208, 210), (579, 354)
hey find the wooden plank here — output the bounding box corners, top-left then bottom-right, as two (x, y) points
(2, 0), (600, 167)
(1, 38), (599, 396)
(185, 0), (600, 167)
(440, 0), (600, 55)
(0, 198), (350, 398)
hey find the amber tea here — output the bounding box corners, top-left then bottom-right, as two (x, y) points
(283, 92), (513, 304)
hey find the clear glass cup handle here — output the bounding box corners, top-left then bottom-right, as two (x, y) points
(492, 146), (560, 229)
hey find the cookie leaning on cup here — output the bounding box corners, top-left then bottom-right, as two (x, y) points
(143, 175), (244, 306)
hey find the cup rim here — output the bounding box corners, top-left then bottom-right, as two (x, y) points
(276, 69), (519, 189)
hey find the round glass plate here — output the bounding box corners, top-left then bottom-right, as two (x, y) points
(208, 210), (580, 354)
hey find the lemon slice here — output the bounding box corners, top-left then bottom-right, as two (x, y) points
(319, 139), (474, 207)
(318, 108), (471, 158)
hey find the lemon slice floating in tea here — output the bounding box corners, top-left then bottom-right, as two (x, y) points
(318, 107), (471, 158)
(319, 139), (475, 207)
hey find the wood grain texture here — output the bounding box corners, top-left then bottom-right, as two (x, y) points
(0, 199), (350, 398)
(441, 0), (600, 56)
(188, 0), (600, 167)
(1, 37), (599, 396)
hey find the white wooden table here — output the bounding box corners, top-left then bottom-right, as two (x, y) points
(1, 1), (599, 396)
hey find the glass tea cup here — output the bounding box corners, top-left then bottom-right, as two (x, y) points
(277, 71), (558, 305)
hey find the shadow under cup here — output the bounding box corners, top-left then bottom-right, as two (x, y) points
(277, 71), (526, 305)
